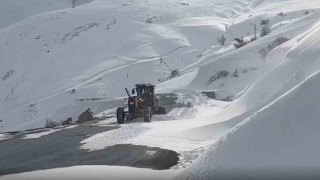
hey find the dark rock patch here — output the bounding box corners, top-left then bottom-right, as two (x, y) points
(62, 117), (75, 126)
(76, 108), (93, 124)
(201, 91), (216, 99)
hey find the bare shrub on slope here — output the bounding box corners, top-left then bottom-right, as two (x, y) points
(259, 37), (290, 60)
(260, 19), (271, 37)
(217, 35), (227, 46)
(233, 37), (249, 49)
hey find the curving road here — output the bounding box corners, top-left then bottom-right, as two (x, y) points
(0, 124), (179, 176)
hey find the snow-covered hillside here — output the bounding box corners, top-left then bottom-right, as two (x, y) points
(1, 0), (320, 178)
(0, 0), (93, 29)
(178, 22), (320, 179)
(0, 0), (267, 132)
(0, 0), (318, 133)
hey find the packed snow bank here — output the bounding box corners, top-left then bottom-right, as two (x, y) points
(288, 20), (320, 60)
(177, 69), (320, 179)
(80, 95), (231, 152)
(0, 165), (181, 180)
(176, 16), (320, 179)
(177, 12), (320, 140)
(186, 5), (320, 97)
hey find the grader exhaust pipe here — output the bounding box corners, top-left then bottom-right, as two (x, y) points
(125, 88), (131, 98)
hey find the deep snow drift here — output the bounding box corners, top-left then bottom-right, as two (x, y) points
(178, 70), (320, 179)
(178, 12), (320, 180)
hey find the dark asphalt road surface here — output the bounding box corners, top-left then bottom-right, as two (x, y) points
(0, 124), (179, 176)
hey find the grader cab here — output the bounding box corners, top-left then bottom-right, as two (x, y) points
(116, 84), (166, 124)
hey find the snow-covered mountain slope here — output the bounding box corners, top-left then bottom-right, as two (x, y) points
(178, 53), (320, 180)
(178, 12), (320, 139)
(0, 0), (93, 29)
(2, 0), (320, 178)
(0, 0), (319, 150)
(0, 0), (264, 133)
(177, 7), (320, 180)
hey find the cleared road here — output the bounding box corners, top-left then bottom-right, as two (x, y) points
(0, 124), (179, 175)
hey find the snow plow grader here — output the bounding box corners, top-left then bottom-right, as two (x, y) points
(116, 84), (166, 124)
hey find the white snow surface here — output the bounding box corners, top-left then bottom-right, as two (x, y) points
(80, 95), (230, 152)
(0, 0), (318, 134)
(21, 128), (62, 139)
(0, 165), (181, 180)
(1, 0), (320, 179)
(0, 0), (251, 133)
(178, 3), (320, 179)
(0, 0), (93, 29)
(178, 69), (320, 179)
